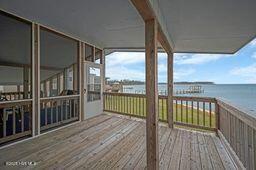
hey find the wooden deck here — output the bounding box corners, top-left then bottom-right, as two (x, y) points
(0, 114), (238, 170)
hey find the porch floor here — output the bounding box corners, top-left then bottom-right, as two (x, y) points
(0, 114), (238, 169)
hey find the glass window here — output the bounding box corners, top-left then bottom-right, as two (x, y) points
(87, 67), (101, 102)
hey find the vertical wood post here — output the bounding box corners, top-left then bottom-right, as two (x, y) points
(79, 42), (85, 121)
(167, 52), (174, 128)
(32, 23), (40, 136)
(102, 51), (106, 109)
(145, 19), (159, 170)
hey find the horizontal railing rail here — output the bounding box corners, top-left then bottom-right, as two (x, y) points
(0, 99), (33, 145)
(40, 95), (79, 131)
(217, 98), (256, 169)
(103, 92), (217, 131)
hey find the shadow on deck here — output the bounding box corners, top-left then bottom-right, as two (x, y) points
(0, 114), (238, 169)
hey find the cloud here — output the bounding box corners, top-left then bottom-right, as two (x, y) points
(106, 52), (145, 67)
(106, 65), (145, 81)
(174, 68), (195, 80)
(106, 52), (196, 82)
(174, 53), (231, 65)
(230, 63), (256, 83)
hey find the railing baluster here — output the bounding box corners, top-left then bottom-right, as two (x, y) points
(197, 101), (199, 125)
(186, 100), (188, 123)
(162, 98), (164, 121)
(56, 100), (59, 123)
(175, 100), (178, 121)
(69, 99), (72, 118)
(12, 107), (16, 135)
(21, 106), (24, 132)
(3, 109), (6, 137)
(203, 102), (205, 126)
(51, 101), (53, 124)
(61, 100), (63, 122)
(126, 96), (128, 114)
(45, 102), (48, 125)
(133, 97), (135, 114)
(73, 99), (76, 118)
(65, 100), (68, 120)
(191, 101), (194, 124)
(181, 100), (183, 122)
(209, 102), (212, 127)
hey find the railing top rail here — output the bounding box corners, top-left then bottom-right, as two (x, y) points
(104, 92), (216, 103)
(104, 92), (146, 98)
(40, 95), (79, 102)
(172, 96), (216, 103)
(217, 98), (256, 130)
(0, 99), (32, 108)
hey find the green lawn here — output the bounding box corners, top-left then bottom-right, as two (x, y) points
(104, 95), (216, 129)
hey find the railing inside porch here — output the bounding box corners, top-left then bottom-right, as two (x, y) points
(0, 95), (79, 145)
(0, 99), (32, 145)
(40, 95), (79, 131)
(103, 92), (256, 169)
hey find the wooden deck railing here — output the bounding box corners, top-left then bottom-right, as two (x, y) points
(103, 92), (217, 131)
(217, 99), (256, 169)
(40, 95), (79, 131)
(0, 99), (32, 145)
(104, 92), (256, 169)
(171, 96), (217, 131)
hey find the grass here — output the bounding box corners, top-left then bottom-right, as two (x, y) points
(104, 95), (216, 129)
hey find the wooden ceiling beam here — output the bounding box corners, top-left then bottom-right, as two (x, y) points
(130, 0), (173, 54)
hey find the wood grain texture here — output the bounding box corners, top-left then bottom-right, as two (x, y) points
(167, 52), (174, 128)
(145, 18), (159, 170)
(0, 114), (238, 169)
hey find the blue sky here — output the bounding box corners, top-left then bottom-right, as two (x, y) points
(106, 38), (256, 84)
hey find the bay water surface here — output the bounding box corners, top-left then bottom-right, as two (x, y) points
(123, 84), (256, 117)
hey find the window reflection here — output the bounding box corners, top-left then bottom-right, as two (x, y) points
(87, 67), (101, 102)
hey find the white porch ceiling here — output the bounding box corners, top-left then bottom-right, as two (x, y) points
(0, 0), (255, 53)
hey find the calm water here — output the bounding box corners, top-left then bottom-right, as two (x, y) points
(123, 84), (256, 116)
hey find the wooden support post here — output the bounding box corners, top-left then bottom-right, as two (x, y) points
(145, 19), (159, 170)
(79, 42), (85, 121)
(167, 52), (174, 128)
(32, 23), (40, 136)
(102, 51), (106, 95)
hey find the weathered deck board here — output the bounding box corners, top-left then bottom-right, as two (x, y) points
(0, 114), (238, 169)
